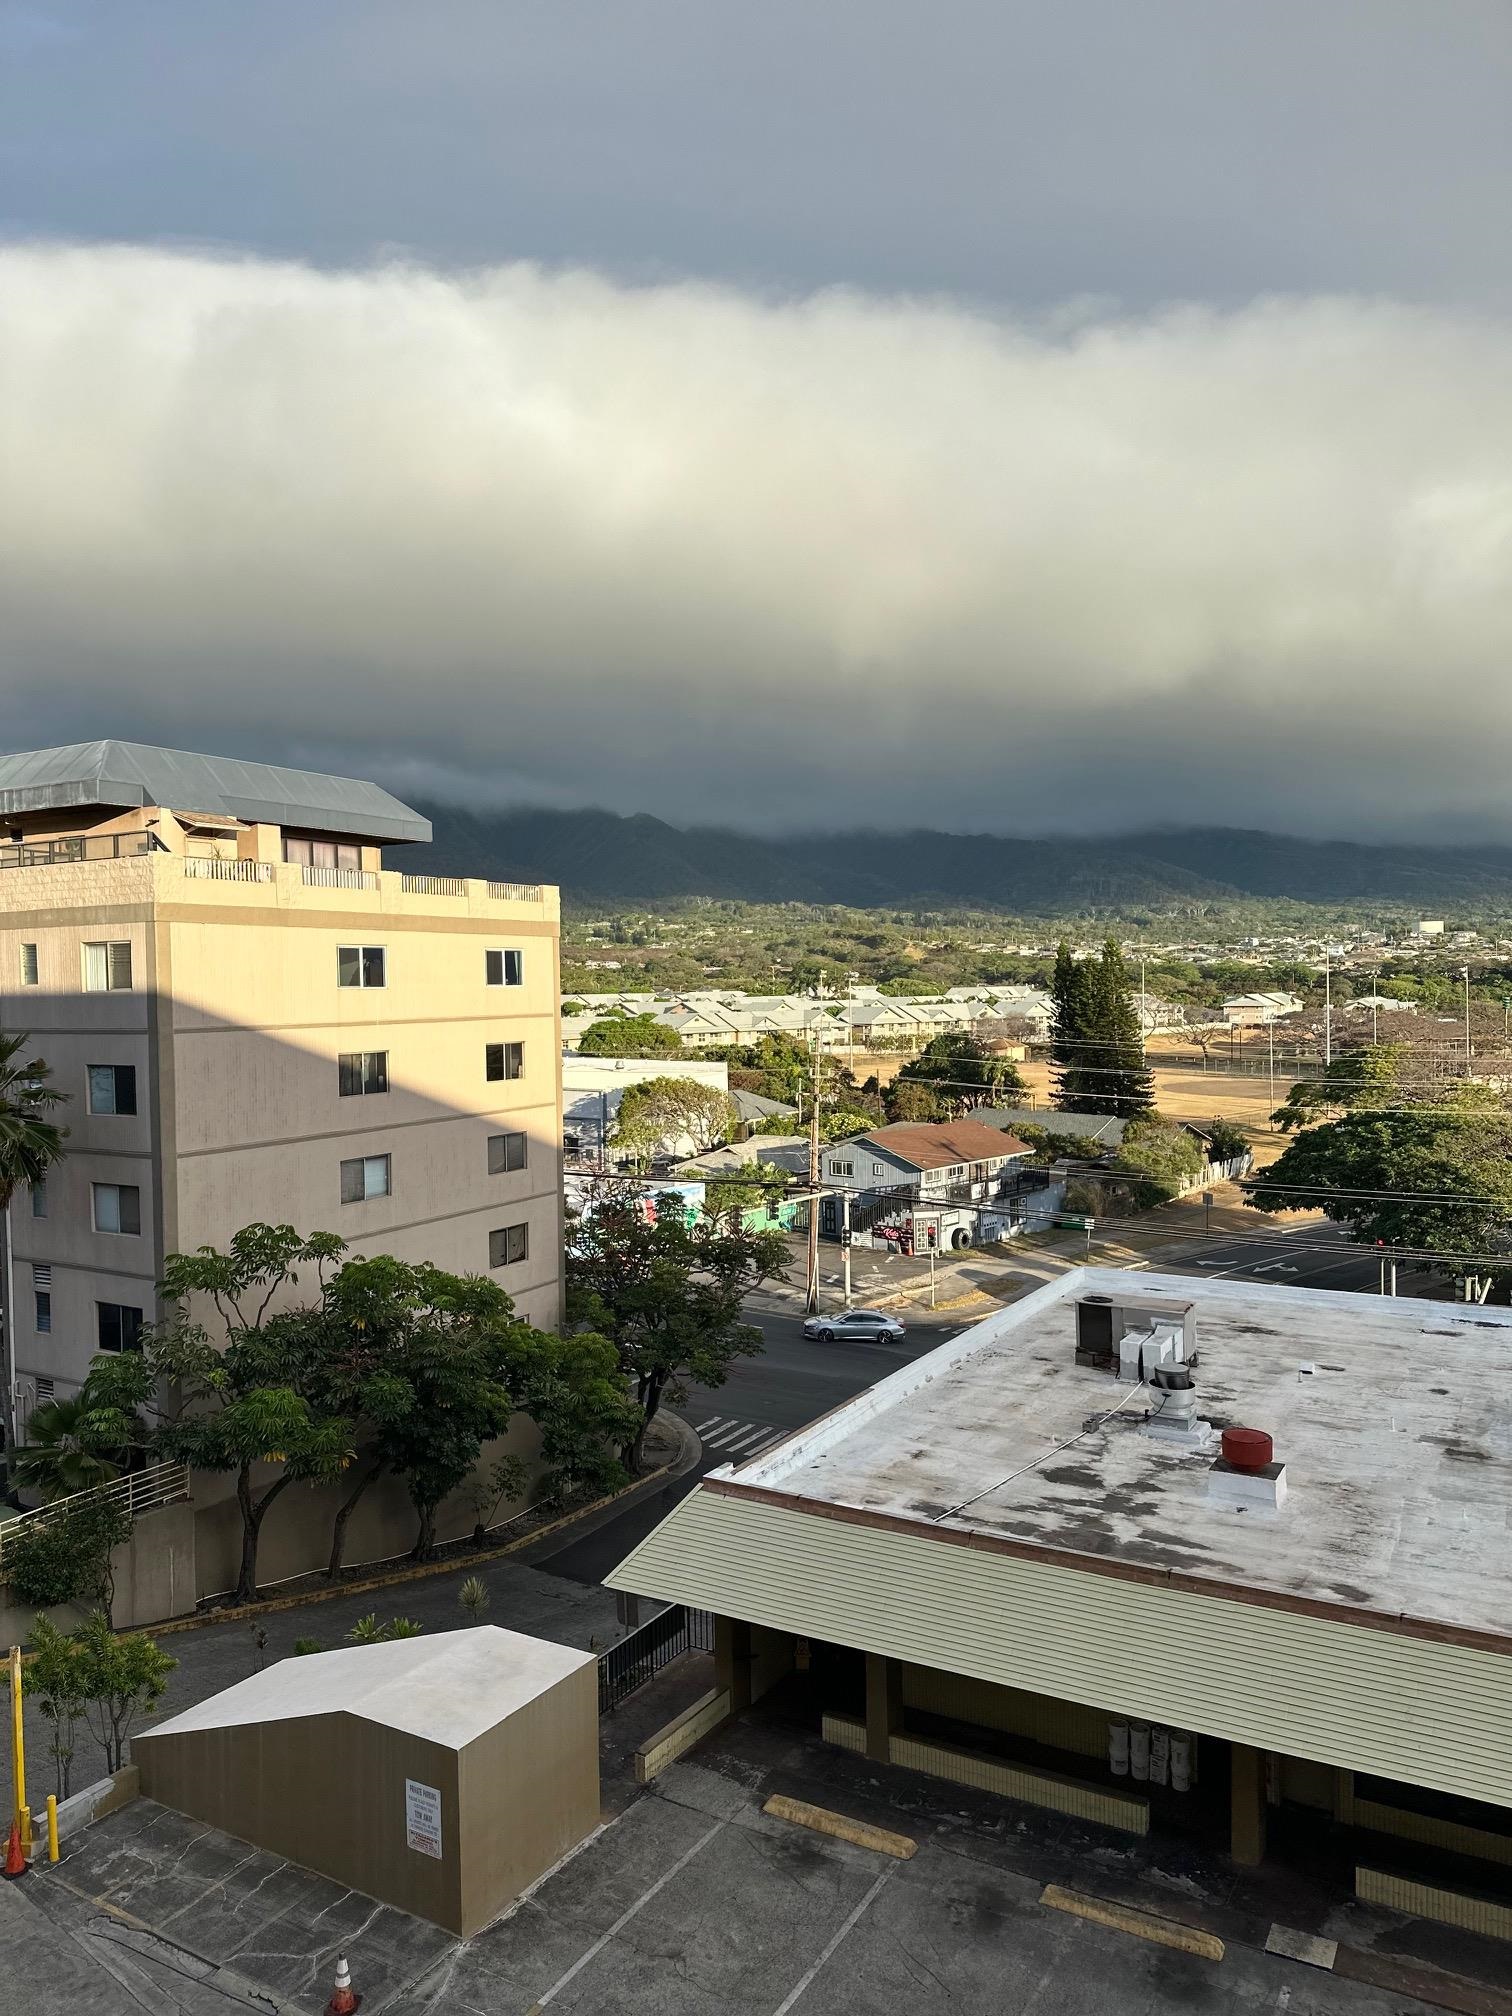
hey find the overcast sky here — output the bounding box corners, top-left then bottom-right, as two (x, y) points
(3, 2), (1511, 837)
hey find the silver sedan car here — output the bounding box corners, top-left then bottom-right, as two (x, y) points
(802, 1308), (907, 1345)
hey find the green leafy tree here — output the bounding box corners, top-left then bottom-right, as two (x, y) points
(883, 1077), (952, 1124)
(148, 1225), (354, 1603)
(1201, 1119), (1252, 1164)
(613, 1077), (738, 1165)
(1271, 1043), (1404, 1132)
(0, 1030), (69, 1470)
(576, 1014), (684, 1059)
(71, 1611), (177, 1772)
(13, 1352), (151, 1502)
(891, 1033), (1025, 1116)
(567, 1184), (785, 1471)
(0, 1494), (134, 1621)
(1111, 1119), (1205, 1207)
(1247, 1095), (1512, 1259)
(26, 1617), (87, 1798)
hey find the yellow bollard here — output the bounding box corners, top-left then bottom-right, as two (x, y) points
(8, 1647), (24, 1840)
(45, 1795), (58, 1864)
(18, 1804), (30, 1855)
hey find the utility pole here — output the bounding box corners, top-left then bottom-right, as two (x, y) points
(1372, 967), (1379, 1047)
(1324, 949), (1332, 1068)
(1140, 958), (1147, 1055)
(1267, 1018), (1276, 1130)
(1463, 966), (1472, 1072)
(841, 1189), (852, 1307)
(805, 1032), (821, 1315)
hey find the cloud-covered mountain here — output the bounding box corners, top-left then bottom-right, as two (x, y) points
(412, 805), (1512, 912)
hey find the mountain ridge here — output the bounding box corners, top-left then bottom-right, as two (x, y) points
(406, 804), (1512, 912)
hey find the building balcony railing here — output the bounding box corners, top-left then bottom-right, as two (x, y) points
(488, 880), (544, 902)
(0, 832), (154, 871)
(401, 873), (467, 897)
(301, 864), (380, 889)
(183, 857), (274, 882)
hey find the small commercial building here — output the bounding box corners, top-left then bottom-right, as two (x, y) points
(819, 1119), (1034, 1251)
(135, 1626), (599, 1936)
(611, 1269), (1512, 1902)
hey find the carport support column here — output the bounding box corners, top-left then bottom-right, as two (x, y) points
(1230, 1742), (1267, 1866)
(715, 1616), (753, 1714)
(865, 1653), (902, 1764)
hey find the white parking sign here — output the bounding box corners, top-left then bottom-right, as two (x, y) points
(405, 1778), (442, 1858)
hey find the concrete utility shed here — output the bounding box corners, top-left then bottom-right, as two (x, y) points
(134, 1625), (599, 1936)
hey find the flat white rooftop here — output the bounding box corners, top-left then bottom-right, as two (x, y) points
(727, 1268), (1512, 1639)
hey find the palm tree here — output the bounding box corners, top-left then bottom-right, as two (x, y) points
(0, 1030), (69, 1479)
(12, 1393), (123, 1500)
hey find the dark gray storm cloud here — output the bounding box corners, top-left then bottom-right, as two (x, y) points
(4, 244), (1510, 838)
(1, 6), (1510, 836)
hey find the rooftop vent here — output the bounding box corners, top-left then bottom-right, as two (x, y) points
(1209, 1425), (1286, 1512)
(1144, 1363), (1214, 1450)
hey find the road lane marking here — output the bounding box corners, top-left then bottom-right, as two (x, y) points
(769, 1868), (895, 2015)
(694, 1417), (727, 1434)
(722, 1427), (773, 1453)
(534, 1821), (723, 2007)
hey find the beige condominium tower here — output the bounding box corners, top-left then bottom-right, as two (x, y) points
(0, 741), (562, 1438)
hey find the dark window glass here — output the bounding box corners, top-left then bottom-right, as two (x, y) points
(489, 1224), (528, 1267)
(338, 945), (362, 986)
(363, 946), (386, 987)
(340, 1153), (391, 1204)
(34, 1291), (51, 1333)
(97, 1302), (144, 1353)
(30, 1180), (45, 1218)
(487, 1131), (528, 1174)
(93, 1182), (141, 1235)
(20, 943), (38, 986)
(88, 1064), (137, 1115)
(486, 948), (524, 987)
(338, 1051), (387, 1096)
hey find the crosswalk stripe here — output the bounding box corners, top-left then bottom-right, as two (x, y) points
(722, 1428), (771, 1454)
(703, 1422), (758, 1449)
(742, 1432), (785, 1457)
(694, 1417), (726, 1434)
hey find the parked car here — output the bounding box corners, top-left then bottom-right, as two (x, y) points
(802, 1308), (907, 1345)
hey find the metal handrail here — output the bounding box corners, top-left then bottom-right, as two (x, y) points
(488, 881), (544, 902)
(302, 865), (379, 889)
(0, 833), (154, 871)
(183, 858), (273, 882)
(0, 1460), (191, 1564)
(401, 874), (467, 896)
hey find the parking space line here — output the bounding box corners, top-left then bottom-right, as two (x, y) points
(533, 1821), (723, 2007)
(769, 1868), (894, 2015)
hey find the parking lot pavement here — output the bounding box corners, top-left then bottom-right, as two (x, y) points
(17, 1749), (1467, 2016)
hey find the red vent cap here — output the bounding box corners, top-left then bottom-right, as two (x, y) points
(1222, 1427), (1273, 1473)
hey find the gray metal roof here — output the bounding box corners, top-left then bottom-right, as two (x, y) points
(0, 741), (430, 845)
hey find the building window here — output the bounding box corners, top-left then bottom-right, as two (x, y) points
(19, 943), (38, 987)
(34, 1291), (51, 1333)
(82, 941), (133, 992)
(87, 1064), (138, 1116)
(340, 1153), (391, 1204)
(30, 1180), (46, 1218)
(285, 837), (361, 871)
(97, 1302), (144, 1353)
(485, 1041), (524, 1082)
(337, 945), (386, 988)
(487, 1131), (528, 1174)
(489, 1223), (528, 1268)
(338, 1051), (389, 1097)
(831, 1159), (854, 1177)
(485, 948), (524, 987)
(92, 1182), (141, 1235)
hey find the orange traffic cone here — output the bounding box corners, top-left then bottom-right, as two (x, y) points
(3, 1822), (27, 1879)
(325, 1954), (360, 2014)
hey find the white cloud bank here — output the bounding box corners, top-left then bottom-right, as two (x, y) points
(2, 242), (1511, 837)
